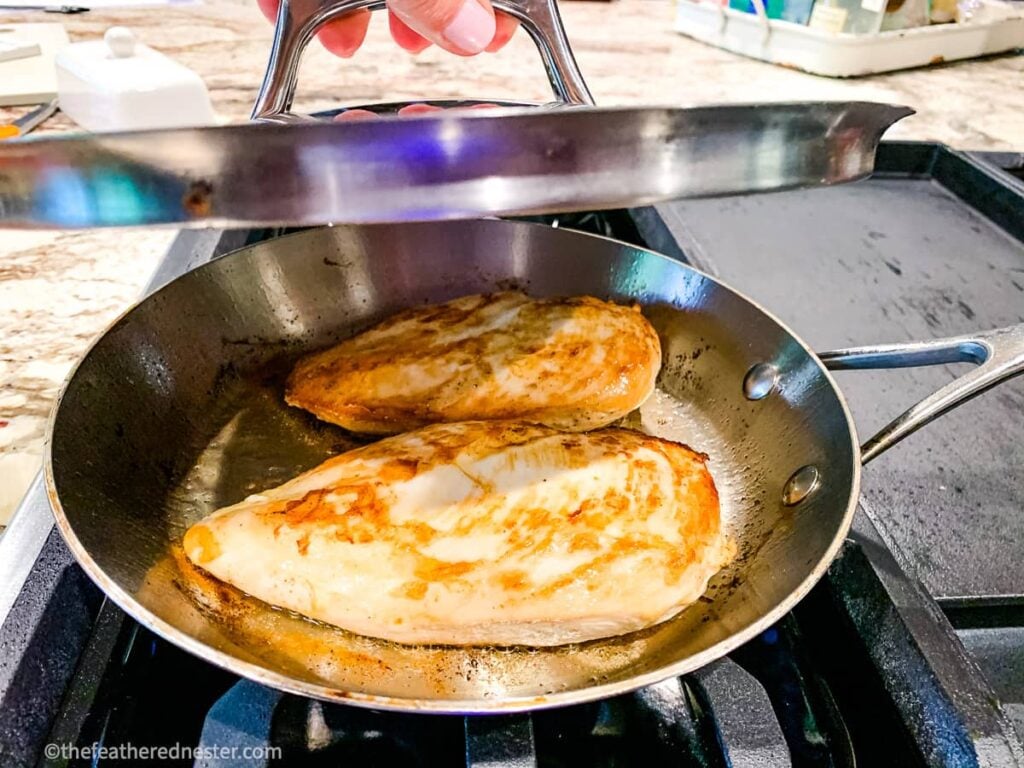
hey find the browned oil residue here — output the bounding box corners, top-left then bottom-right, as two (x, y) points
(183, 180), (214, 217)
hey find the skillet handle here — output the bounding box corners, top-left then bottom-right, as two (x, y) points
(818, 323), (1024, 465)
(251, 0), (594, 122)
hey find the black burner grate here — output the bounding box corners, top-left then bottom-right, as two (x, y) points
(35, 541), (955, 768)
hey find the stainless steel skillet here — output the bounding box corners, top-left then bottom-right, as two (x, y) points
(45, 220), (1024, 713)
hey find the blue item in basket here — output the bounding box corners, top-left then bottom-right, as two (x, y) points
(781, 0), (815, 23)
(728, 0), (786, 18)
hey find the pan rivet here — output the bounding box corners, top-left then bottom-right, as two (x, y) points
(743, 363), (778, 400)
(783, 465), (819, 506)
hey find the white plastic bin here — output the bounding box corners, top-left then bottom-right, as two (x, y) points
(673, 0), (1024, 76)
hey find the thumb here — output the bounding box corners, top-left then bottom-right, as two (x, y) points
(387, 0), (497, 55)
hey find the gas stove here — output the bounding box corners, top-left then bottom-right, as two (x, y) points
(1, 142), (1022, 767)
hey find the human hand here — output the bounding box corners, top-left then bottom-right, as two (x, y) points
(257, 0), (519, 58)
(335, 102), (500, 120)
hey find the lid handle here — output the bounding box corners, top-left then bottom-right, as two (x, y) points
(104, 26), (137, 58)
(251, 0), (594, 122)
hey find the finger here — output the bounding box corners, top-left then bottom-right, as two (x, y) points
(397, 103), (497, 116)
(485, 12), (518, 52)
(396, 103), (446, 116)
(388, 0), (496, 56)
(334, 109), (380, 121)
(334, 103), (499, 123)
(388, 12), (432, 54)
(256, 0), (279, 23)
(316, 9), (371, 58)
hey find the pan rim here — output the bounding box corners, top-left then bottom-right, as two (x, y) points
(42, 220), (863, 714)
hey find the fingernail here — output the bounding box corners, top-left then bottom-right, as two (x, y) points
(442, 0), (495, 54)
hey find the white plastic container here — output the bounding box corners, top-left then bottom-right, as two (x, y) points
(0, 37), (41, 64)
(673, 0), (1024, 77)
(56, 27), (217, 132)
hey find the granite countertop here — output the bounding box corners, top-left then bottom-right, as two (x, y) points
(0, 0), (1022, 525)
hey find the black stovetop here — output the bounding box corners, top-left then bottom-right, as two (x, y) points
(0, 142), (1021, 768)
(31, 539), (954, 767)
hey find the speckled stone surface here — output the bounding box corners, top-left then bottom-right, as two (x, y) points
(0, 229), (168, 523)
(0, 0), (1021, 523)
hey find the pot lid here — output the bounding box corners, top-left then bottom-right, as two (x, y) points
(0, 0), (912, 230)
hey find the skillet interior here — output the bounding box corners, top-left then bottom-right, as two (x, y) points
(47, 220), (858, 712)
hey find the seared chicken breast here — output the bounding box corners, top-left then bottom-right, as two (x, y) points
(285, 292), (661, 434)
(183, 421), (728, 646)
